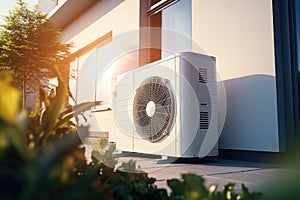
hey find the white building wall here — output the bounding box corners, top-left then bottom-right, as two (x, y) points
(39, 0), (57, 13)
(62, 0), (139, 51)
(192, 0), (279, 152)
(62, 0), (140, 137)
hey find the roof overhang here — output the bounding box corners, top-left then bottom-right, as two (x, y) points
(49, 0), (99, 29)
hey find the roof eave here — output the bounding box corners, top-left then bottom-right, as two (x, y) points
(48, 0), (99, 29)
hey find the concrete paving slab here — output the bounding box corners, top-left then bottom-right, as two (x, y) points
(82, 144), (284, 193)
(115, 154), (283, 193)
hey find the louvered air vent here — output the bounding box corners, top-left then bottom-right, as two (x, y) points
(198, 68), (208, 83)
(200, 112), (209, 129)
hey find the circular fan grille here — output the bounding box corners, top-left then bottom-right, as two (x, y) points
(133, 76), (175, 143)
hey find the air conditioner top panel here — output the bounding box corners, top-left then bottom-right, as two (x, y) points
(117, 52), (215, 82)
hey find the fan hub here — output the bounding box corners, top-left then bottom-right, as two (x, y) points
(146, 101), (156, 117)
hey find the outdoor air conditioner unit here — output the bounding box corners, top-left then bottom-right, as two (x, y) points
(114, 52), (218, 158)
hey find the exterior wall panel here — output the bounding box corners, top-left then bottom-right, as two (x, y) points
(192, 0), (280, 152)
(58, 0), (140, 135)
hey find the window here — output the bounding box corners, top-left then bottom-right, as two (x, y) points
(69, 31), (112, 105)
(139, 0), (191, 65)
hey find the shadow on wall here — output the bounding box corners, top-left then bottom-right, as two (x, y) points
(63, 0), (125, 41)
(219, 74), (279, 152)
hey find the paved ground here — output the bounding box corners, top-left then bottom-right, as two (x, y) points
(84, 144), (283, 193)
(116, 154), (282, 193)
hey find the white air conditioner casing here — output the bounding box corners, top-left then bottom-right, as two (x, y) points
(115, 52), (218, 158)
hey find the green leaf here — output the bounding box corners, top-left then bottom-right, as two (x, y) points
(40, 81), (67, 143)
(0, 75), (20, 123)
(91, 137), (118, 168)
(55, 101), (102, 129)
(21, 127), (88, 200)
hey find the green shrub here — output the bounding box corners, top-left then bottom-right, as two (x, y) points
(0, 72), (168, 200)
(168, 174), (261, 200)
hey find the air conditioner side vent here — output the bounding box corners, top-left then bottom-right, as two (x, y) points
(198, 68), (208, 83)
(200, 112), (209, 129)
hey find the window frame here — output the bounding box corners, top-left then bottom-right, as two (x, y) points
(139, 0), (178, 66)
(69, 31), (112, 105)
(273, 0), (300, 151)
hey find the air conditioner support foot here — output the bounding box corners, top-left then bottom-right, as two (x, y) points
(153, 156), (177, 164)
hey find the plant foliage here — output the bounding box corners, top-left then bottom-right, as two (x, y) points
(0, 1), (71, 97)
(0, 72), (168, 200)
(168, 174), (261, 200)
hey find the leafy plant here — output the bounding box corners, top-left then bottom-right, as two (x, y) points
(91, 136), (118, 168)
(0, 72), (168, 200)
(168, 174), (262, 200)
(0, 71), (87, 199)
(0, 1), (72, 105)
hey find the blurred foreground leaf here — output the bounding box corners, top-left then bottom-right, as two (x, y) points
(0, 72), (20, 123)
